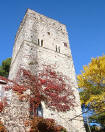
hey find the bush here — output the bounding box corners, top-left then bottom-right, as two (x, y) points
(30, 117), (67, 132)
(0, 121), (7, 132)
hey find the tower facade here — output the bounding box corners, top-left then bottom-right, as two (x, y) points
(8, 9), (85, 132)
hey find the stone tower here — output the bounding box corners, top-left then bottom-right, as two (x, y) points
(8, 9), (85, 132)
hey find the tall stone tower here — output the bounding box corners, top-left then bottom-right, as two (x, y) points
(8, 9), (85, 132)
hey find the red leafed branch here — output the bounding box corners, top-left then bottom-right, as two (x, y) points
(0, 101), (3, 112)
(14, 65), (75, 112)
(0, 97), (8, 112)
(38, 65), (75, 112)
(0, 65), (76, 113)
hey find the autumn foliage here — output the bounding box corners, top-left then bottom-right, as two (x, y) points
(0, 121), (7, 132)
(77, 55), (105, 112)
(0, 65), (75, 131)
(29, 117), (67, 132)
(77, 55), (105, 129)
(13, 65), (75, 113)
(0, 65), (75, 113)
(0, 102), (3, 112)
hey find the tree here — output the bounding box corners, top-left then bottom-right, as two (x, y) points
(77, 55), (105, 111)
(77, 55), (105, 128)
(0, 58), (11, 77)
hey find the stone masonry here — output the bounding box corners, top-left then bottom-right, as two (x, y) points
(0, 9), (86, 132)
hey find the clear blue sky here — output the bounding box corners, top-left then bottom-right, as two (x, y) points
(0, 0), (105, 75)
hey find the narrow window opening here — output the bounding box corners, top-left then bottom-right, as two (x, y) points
(36, 104), (43, 117)
(58, 47), (60, 53)
(47, 32), (50, 35)
(64, 42), (67, 47)
(41, 40), (43, 47)
(38, 39), (40, 45)
(30, 103), (43, 117)
(56, 45), (57, 52)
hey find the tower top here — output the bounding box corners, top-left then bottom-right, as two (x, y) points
(25, 8), (66, 27)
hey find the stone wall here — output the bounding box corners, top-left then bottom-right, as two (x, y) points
(0, 83), (30, 132)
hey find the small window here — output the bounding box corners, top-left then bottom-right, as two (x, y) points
(36, 104), (43, 117)
(56, 45), (57, 52)
(58, 47), (60, 53)
(41, 40), (43, 46)
(47, 32), (50, 35)
(38, 39), (40, 45)
(56, 46), (60, 53)
(64, 42), (67, 47)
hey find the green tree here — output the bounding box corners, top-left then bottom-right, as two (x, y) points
(0, 58), (11, 77)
